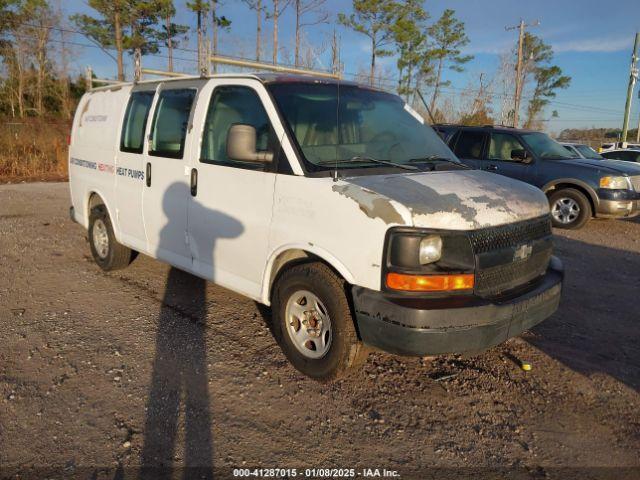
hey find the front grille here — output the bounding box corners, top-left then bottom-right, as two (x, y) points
(470, 215), (553, 298)
(468, 216), (552, 254)
(630, 176), (640, 192)
(475, 250), (551, 297)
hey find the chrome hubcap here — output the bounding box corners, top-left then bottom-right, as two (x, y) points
(284, 290), (332, 359)
(552, 198), (580, 224)
(92, 219), (109, 259)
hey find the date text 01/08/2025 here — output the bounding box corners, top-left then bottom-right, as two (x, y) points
(232, 468), (401, 478)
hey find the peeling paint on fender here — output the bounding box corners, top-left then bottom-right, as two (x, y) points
(332, 184), (405, 225)
(342, 170), (549, 230)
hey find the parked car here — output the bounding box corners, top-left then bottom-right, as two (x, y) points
(433, 124), (640, 229)
(561, 142), (604, 159)
(601, 149), (640, 163)
(68, 75), (564, 379)
(600, 142), (640, 152)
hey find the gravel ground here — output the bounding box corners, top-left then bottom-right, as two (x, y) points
(1, 182), (639, 480)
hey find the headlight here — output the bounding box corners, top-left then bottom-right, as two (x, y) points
(419, 235), (442, 264)
(384, 229), (475, 292)
(385, 229), (475, 274)
(600, 176), (631, 189)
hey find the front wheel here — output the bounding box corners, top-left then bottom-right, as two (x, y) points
(272, 262), (368, 380)
(548, 188), (592, 229)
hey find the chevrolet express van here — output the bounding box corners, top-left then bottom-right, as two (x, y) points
(68, 74), (563, 379)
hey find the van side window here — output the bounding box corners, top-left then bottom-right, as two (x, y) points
(201, 86), (275, 170)
(120, 91), (155, 154)
(453, 131), (485, 160)
(149, 89), (196, 159)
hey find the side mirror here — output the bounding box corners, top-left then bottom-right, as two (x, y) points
(511, 149), (532, 163)
(226, 124), (273, 163)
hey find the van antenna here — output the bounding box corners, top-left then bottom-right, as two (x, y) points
(414, 88), (436, 124)
(333, 78), (340, 182)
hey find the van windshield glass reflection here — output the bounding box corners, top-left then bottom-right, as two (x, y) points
(268, 82), (457, 171)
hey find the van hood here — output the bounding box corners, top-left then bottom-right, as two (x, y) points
(557, 158), (640, 175)
(332, 170), (549, 230)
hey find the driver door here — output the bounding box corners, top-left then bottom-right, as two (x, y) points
(481, 132), (536, 184)
(186, 79), (280, 300)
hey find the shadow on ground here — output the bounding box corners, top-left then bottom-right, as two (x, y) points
(528, 235), (640, 392)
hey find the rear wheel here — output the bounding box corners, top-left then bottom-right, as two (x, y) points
(272, 262), (368, 380)
(88, 204), (135, 271)
(548, 188), (591, 230)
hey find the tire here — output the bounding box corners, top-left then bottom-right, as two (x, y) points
(88, 204), (135, 271)
(272, 262), (368, 380)
(548, 188), (592, 230)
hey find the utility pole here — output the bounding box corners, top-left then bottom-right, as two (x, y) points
(211, 0), (218, 73)
(506, 19), (539, 128)
(621, 32), (639, 144)
(197, 8), (203, 74)
(636, 89), (640, 143)
(85, 66), (93, 90)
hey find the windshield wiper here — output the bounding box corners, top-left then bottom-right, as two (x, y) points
(408, 155), (470, 168)
(317, 155), (418, 171)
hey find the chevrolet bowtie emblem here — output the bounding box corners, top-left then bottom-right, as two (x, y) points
(514, 243), (533, 262)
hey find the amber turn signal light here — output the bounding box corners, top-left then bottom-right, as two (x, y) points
(386, 272), (474, 292)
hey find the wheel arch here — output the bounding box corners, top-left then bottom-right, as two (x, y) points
(542, 179), (598, 214)
(86, 190), (120, 239)
(261, 245), (356, 305)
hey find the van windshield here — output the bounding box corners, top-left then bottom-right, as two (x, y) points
(268, 82), (458, 172)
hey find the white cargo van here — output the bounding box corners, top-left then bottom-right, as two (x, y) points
(69, 74), (563, 379)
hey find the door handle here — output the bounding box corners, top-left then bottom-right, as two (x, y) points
(485, 164), (498, 171)
(146, 162), (151, 187)
(190, 168), (198, 197)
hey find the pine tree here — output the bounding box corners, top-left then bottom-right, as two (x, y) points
(338, 0), (400, 86)
(210, 0), (231, 73)
(242, 0), (265, 61)
(294, 0), (328, 67)
(187, 0), (210, 73)
(391, 0), (428, 100)
(72, 0), (164, 81)
(157, 0), (189, 72)
(423, 9), (473, 112)
(520, 33), (571, 127)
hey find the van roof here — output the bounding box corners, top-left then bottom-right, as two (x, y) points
(90, 72), (373, 92)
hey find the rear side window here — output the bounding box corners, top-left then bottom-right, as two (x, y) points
(200, 85), (276, 170)
(120, 91), (155, 154)
(453, 130), (485, 160)
(149, 89), (196, 159)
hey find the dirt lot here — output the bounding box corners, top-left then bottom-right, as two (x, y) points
(1, 182), (639, 479)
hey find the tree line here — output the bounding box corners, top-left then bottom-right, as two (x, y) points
(0, 0), (570, 129)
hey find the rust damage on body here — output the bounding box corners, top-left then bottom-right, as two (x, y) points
(332, 184), (405, 225)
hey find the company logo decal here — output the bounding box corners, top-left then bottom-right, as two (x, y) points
(116, 167), (145, 181)
(84, 115), (107, 123)
(70, 157), (144, 181)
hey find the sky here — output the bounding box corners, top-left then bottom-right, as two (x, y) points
(59, 0), (640, 134)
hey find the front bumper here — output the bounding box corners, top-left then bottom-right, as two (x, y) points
(596, 189), (640, 218)
(352, 257), (563, 356)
